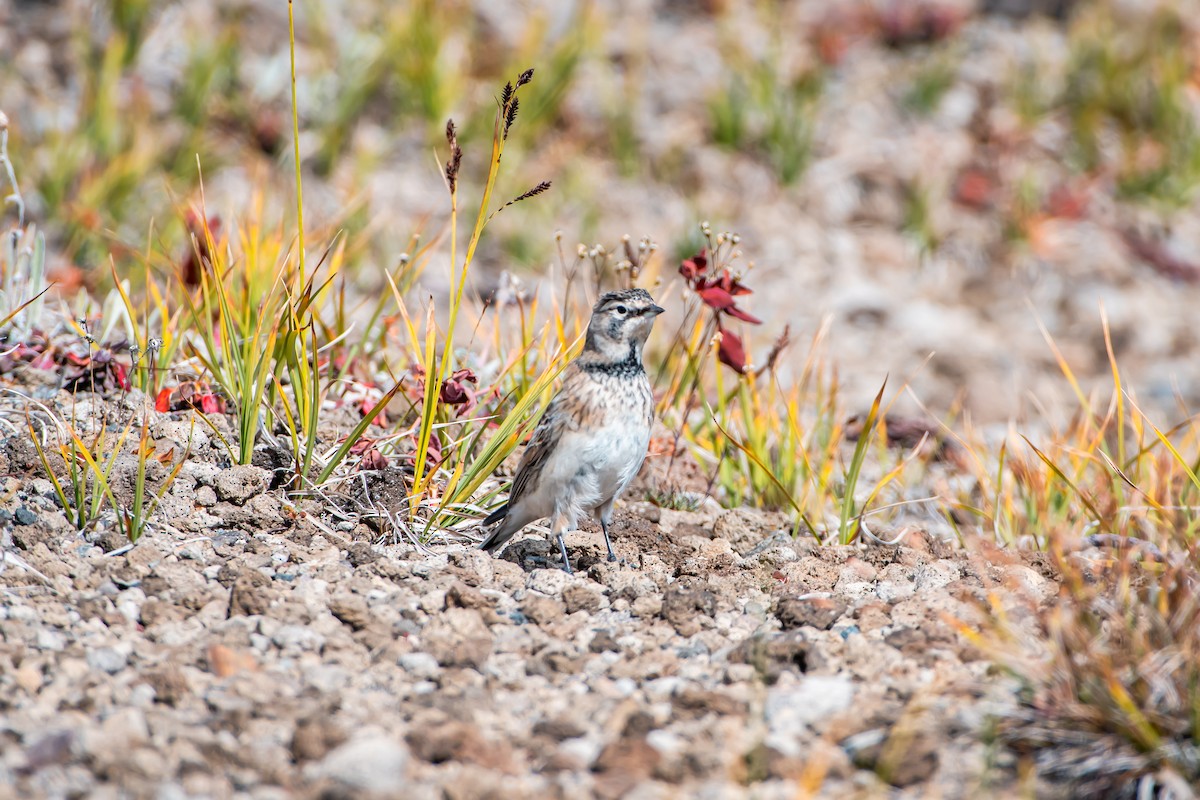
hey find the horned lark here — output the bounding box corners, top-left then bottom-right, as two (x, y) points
(480, 288), (664, 572)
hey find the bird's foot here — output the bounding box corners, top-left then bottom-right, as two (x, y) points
(600, 520), (618, 565)
(556, 534), (573, 574)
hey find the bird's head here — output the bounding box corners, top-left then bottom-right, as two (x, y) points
(582, 288), (665, 366)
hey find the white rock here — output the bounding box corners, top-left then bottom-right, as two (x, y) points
(833, 578), (877, 603)
(303, 665), (349, 693)
(419, 589), (447, 613)
(558, 736), (602, 766)
(271, 625), (325, 652)
(213, 465), (270, 505)
(153, 418), (211, 451)
(313, 734), (409, 793)
(482, 652), (526, 686)
(647, 729), (685, 757)
(875, 584), (914, 604)
(36, 628), (66, 652)
(397, 652), (440, 680)
(1002, 564), (1053, 604)
(86, 646), (128, 674)
(154, 782), (189, 800)
(179, 460), (221, 486)
(765, 674), (855, 752)
(913, 561), (959, 591)
(177, 543), (208, 561)
(99, 707), (149, 749)
(116, 588), (146, 624)
(526, 568), (570, 597)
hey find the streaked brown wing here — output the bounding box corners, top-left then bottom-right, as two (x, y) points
(507, 392), (568, 506)
(506, 364), (591, 506)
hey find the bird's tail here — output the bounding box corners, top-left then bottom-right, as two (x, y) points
(479, 504), (511, 553)
(482, 503), (508, 527)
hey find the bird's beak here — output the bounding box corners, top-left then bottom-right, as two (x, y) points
(649, 305), (665, 316)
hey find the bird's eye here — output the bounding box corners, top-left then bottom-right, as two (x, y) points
(614, 305), (628, 315)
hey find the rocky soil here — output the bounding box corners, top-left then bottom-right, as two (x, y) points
(0, 395), (1058, 799)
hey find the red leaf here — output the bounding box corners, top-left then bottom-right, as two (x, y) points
(698, 285), (762, 324)
(155, 388), (172, 413)
(953, 167), (995, 211)
(112, 362), (130, 391)
(679, 248), (709, 283)
(439, 368), (479, 416)
(1045, 182), (1090, 220)
(182, 210), (221, 289)
(360, 396), (388, 427)
(359, 448), (388, 471)
(724, 305), (763, 325)
(427, 436), (442, 462)
(717, 327), (748, 374)
(878, 1), (965, 48)
(697, 284), (735, 311)
(716, 270), (753, 296)
(199, 394), (223, 415)
(813, 25), (850, 66)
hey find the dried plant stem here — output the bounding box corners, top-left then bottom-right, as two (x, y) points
(287, 2), (305, 283)
(0, 111), (25, 227)
(411, 72), (537, 518)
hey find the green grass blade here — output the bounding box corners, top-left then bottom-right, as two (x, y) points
(840, 378), (886, 544)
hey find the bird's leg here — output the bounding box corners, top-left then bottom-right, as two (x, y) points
(598, 502), (618, 563)
(552, 509), (573, 574)
(556, 533), (573, 574)
(600, 518), (617, 562)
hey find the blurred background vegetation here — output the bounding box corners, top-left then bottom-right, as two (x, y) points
(3, 0), (1200, 421)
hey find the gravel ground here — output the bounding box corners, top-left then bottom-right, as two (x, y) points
(0, 392), (1059, 799)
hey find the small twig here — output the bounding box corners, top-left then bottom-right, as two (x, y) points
(2, 549), (55, 588)
(862, 494), (942, 518)
(856, 517), (915, 546)
(791, 591), (834, 601)
(173, 536), (213, 550)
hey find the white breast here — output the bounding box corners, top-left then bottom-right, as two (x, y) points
(535, 416), (647, 516)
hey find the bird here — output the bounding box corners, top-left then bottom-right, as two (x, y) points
(479, 288), (664, 573)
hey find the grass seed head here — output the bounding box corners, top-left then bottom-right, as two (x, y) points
(443, 118), (462, 195)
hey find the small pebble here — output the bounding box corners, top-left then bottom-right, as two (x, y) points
(87, 647), (128, 674)
(397, 652), (440, 680)
(36, 629), (66, 652)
